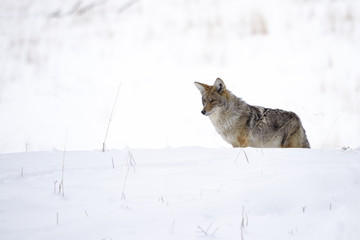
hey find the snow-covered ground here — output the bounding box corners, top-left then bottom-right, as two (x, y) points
(0, 0), (359, 152)
(1, 147), (360, 240)
(1, 1), (360, 239)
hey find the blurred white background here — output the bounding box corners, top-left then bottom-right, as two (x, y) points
(0, 0), (359, 152)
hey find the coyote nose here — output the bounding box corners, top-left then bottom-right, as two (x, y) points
(201, 110), (206, 115)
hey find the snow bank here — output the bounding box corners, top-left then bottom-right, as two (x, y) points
(1, 147), (359, 239)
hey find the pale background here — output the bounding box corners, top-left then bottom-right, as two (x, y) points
(1, 0), (359, 152)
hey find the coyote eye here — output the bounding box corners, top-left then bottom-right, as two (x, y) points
(210, 99), (215, 103)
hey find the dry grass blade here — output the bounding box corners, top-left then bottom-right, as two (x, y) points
(234, 149), (249, 164)
(103, 82), (122, 152)
(263, 116), (295, 147)
(242, 109), (270, 147)
(121, 150), (136, 200)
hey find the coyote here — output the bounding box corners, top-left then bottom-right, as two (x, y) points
(194, 78), (310, 148)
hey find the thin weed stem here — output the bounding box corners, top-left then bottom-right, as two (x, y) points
(242, 109), (270, 147)
(103, 82), (122, 152)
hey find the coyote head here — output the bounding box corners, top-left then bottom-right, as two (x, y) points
(194, 78), (228, 116)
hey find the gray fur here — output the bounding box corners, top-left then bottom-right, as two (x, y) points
(195, 78), (310, 148)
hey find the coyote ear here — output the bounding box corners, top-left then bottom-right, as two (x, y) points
(194, 82), (209, 95)
(214, 78), (226, 93)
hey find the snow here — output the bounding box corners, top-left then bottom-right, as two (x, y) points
(1, 147), (360, 239)
(0, 0), (360, 152)
(1, 2), (360, 238)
